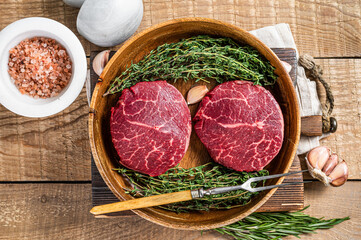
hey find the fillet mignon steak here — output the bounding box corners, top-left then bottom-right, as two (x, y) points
(194, 81), (284, 172)
(110, 81), (192, 176)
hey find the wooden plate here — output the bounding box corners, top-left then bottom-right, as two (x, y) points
(89, 18), (300, 230)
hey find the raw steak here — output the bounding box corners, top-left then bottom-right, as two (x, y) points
(194, 81), (284, 172)
(110, 81), (192, 176)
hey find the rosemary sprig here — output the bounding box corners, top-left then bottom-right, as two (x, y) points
(215, 206), (350, 240)
(114, 162), (269, 213)
(104, 35), (277, 96)
(113, 164), (349, 239)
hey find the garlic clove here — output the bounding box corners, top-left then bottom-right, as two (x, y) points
(329, 160), (348, 187)
(306, 146), (349, 187)
(93, 50), (110, 76)
(322, 153), (339, 176)
(281, 60), (292, 73)
(306, 146), (330, 170)
(187, 85), (209, 105)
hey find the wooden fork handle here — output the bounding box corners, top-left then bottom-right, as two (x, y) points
(90, 190), (193, 215)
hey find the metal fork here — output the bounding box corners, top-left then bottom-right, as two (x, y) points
(191, 170), (310, 198)
(91, 170), (310, 215)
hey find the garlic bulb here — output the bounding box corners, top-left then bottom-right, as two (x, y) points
(77, 0), (143, 47)
(93, 50), (110, 76)
(187, 85), (209, 105)
(306, 146), (348, 187)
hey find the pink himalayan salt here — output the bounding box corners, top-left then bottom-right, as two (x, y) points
(8, 37), (72, 99)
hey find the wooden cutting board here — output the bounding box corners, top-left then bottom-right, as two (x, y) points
(90, 48), (304, 217)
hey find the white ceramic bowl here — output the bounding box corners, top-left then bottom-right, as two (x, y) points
(0, 17), (87, 118)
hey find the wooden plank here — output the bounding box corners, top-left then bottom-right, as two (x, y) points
(257, 157), (304, 212)
(288, 181), (361, 240)
(139, 0), (361, 58)
(0, 89), (91, 181)
(301, 59), (361, 180)
(0, 182), (358, 240)
(91, 157), (304, 216)
(1, 0), (360, 57)
(316, 59), (361, 181)
(272, 48), (297, 85)
(300, 115), (323, 136)
(0, 183), (217, 240)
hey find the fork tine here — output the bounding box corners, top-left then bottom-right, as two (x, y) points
(248, 170), (308, 182)
(250, 180), (312, 192)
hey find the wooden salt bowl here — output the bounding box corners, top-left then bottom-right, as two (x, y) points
(89, 18), (300, 230)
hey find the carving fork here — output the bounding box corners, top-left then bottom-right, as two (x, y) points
(90, 170), (309, 215)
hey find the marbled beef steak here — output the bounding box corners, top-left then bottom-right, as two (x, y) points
(194, 81), (284, 172)
(110, 81), (192, 176)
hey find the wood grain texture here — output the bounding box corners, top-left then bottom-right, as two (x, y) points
(300, 115), (323, 136)
(303, 59), (361, 180)
(317, 59), (361, 180)
(0, 88), (91, 181)
(127, 0), (361, 58)
(1, 0), (360, 57)
(288, 181), (361, 240)
(0, 182), (358, 240)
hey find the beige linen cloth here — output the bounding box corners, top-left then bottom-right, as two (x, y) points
(251, 23), (324, 154)
(87, 23), (324, 155)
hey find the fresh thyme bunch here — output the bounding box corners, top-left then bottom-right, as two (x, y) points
(215, 206), (349, 240)
(115, 162), (269, 212)
(104, 35), (277, 96)
(114, 165), (349, 239)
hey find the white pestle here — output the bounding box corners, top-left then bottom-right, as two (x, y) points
(77, 0), (143, 47)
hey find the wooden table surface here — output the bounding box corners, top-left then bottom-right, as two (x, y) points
(0, 0), (360, 239)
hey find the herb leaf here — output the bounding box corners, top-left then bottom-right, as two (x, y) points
(215, 207), (350, 240)
(114, 162), (269, 213)
(105, 35), (277, 96)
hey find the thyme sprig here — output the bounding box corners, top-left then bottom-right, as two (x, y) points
(114, 164), (349, 239)
(105, 35), (277, 96)
(114, 162), (269, 213)
(215, 206), (350, 240)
